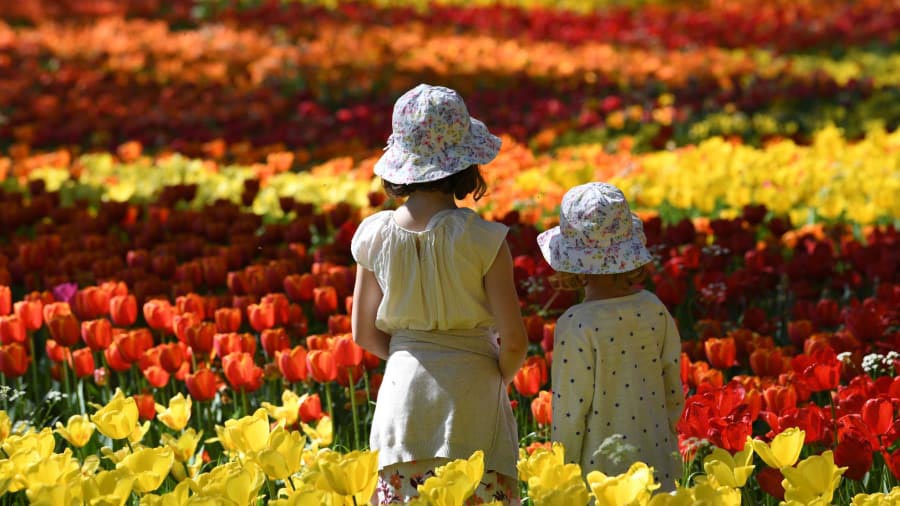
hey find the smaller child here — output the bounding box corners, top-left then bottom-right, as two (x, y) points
(537, 182), (684, 490)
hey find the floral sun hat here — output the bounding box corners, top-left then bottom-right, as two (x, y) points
(537, 182), (653, 274)
(373, 84), (502, 184)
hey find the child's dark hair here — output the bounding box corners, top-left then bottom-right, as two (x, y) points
(550, 264), (650, 291)
(382, 165), (487, 201)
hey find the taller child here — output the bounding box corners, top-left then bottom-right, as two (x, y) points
(351, 84), (528, 505)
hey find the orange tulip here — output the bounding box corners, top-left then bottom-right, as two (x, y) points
(46, 339), (71, 363)
(248, 303), (276, 332)
(173, 312), (202, 344)
(750, 347), (788, 377)
(284, 273), (316, 302)
(513, 356), (548, 397)
(0, 315), (27, 345)
(143, 365), (170, 388)
(158, 343), (185, 373)
(133, 393), (157, 421)
(143, 299), (175, 333)
(763, 385), (798, 413)
(186, 367), (220, 402)
(306, 334), (333, 351)
(704, 337), (737, 369)
(298, 393), (324, 423)
(0, 286), (9, 316)
(109, 295), (138, 327)
(115, 329), (148, 364)
(0, 343), (30, 377)
(328, 314), (351, 334)
(222, 351), (263, 393)
(261, 293), (290, 326)
(81, 318), (113, 351)
(286, 304), (308, 337)
(14, 299), (42, 331)
(104, 342), (132, 372)
(185, 321), (216, 355)
(261, 328), (290, 358)
(277, 346), (309, 383)
(70, 348), (95, 378)
(333, 334), (363, 369)
(49, 313), (81, 347)
(74, 286), (109, 320)
(214, 307), (242, 333)
(307, 349), (338, 383)
(313, 286), (338, 320)
(175, 293), (206, 320)
(531, 390), (552, 426)
(42, 301), (71, 323)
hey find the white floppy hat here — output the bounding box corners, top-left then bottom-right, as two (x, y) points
(537, 183), (653, 274)
(373, 84), (502, 185)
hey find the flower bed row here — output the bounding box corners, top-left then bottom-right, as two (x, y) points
(1, 16), (898, 156)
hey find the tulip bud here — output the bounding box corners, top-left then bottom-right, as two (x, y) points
(109, 295), (138, 327)
(82, 318), (113, 351)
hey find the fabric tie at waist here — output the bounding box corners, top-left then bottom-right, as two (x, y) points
(389, 328), (499, 358)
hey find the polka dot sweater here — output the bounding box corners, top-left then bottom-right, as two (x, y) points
(550, 290), (684, 491)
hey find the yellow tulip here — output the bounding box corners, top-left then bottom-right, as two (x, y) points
(55, 414), (95, 448)
(25, 481), (83, 506)
(689, 478), (741, 506)
(851, 486), (900, 506)
(781, 450), (847, 505)
(317, 449), (379, 504)
(269, 479), (336, 506)
(161, 428), (203, 463)
(91, 389), (140, 440)
(155, 393), (192, 432)
(118, 446), (175, 494)
(129, 421), (152, 445)
(517, 442), (566, 482)
(262, 390), (302, 427)
(221, 408), (270, 456)
(192, 460), (265, 505)
(749, 427), (805, 469)
(588, 462), (660, 506)
(433, 451), (484, 497)
(21, 448), (81, 490)
(301, 415), (333, 447)
(139, 480), (192, 506)
(256, 426), (306, 480)
(2, 427), (55, 460)
(702, 439), (754, 488)
(0, 460), (15, 496)
(82, 467), (135, 506)
(101, 446), (133, 465)
(416, 468), (479, 506)
(0, 410), (11, 441)
(647, 487), (697, 506)
(528, 463), (590, 506)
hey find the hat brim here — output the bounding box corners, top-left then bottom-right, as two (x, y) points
(374, 117), (501, 185)
(537, 217), (653, 275)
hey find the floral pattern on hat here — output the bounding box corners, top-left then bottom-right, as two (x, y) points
(537, 183), (653, 274)
(374, 84), (502, 185)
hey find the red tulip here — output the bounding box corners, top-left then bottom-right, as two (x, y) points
(313, 286), (338, 320)
(307, 349), (337, 383)
(306, 334), (333, 351)
(46, 339), (70, 363)
(541, 322), (555, 352)
(173, 313), (201, 344)
(261, 293), (290, 326)
(327, 314), (351, 335)
(186, 368), (220, 402)
(522, 315), (545, 344)
(115, 330), (147, 364)
(787, 319), (815, 347)
(214, 307), (242, 333)
(109, 295), (137, 327)
(247, 303), (276, 332)
(48, 313), (80, 347)
(284, 273), (316, 302)
(175, 293), (206, 320)
(834, 431), (873, 480)
(213, 333), (243, 359)
(799, 349), (841, 392)
(0, 343), (29, 377)
(514, 356), (548, 397)
(81, 318), (113, 351)
(70, 348), (95, 378)
(362, 350), (381, 370)
(531, 390), (552, 426)
(762, 385), (798, 414)
(756, 467), (785, 500)
(0, 315), (27, 345)
(185, 321), (216, 355)
(142, 365), (170, 388)
(0, 286), (10, 316)
(13, 300), (42, 332)
(134, 393), (157, 421)
(704, 337), (736, 369)
(158, 343), (185, 373)
(862, 396), (894, 436)
(750, 347), (787, 377)
(298, 393), (323, 423)
(261, 328), (290, 358)
(222, 352), (263, 393)
(277, 346), (308, 383)
(104, 342), (132, 372)
(143, 299), (175, 333)
(333, 334), (363, 369)
(813, 298), (842, 328)
(887, 448), (900, 481)
(286, 304), (308, 337)
(74, 286), (109, 320)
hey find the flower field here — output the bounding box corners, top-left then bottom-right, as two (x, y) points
(0, 0), (898, 504)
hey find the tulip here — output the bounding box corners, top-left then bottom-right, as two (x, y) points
(75, 286), (110, 320)
(142, 365), (170, 388)
(702, 440), (754, 488)
(70, 348), (95, 378)
(298, 393), (324, 423)
(333, 334), (363, 369)
(191, 460), (264, 505)
(588, 462), (659, 506)
(313, 286), (338, 319)
(284, 273), (316, 302)
(81, 318), (112, 351)
(261, 328), (290, 358)
(781, 451), (847, 504)
(158, 342), (185, 373)
(134, 393), (157, 421)
(704, 337), (736, 369)
(118, 447), (175, 494)
(213, 332), (245, 358)
(307, 349), (338, 383)
(42, 302), (71, 323)
(762, 385), (798, 413)
(529, 463), (590, 506)
(45, 339), (70, 363)
(862, 396), (894, 436)
(0, 315), (26, 345)
(82, 468), (134, 506)
(143, 299), (175, 333)
(517, 442), (566, 482)
(327, 314), (351, 335)
(172, 313), (201, 344)
(531, 390), (553, 426)
(514, 356), (548, 397)
(156, 393), (192, 431)
(257, 426), (306, 480)
(222, 352), (264, 393)
(47, 313), (80, 347)
(750, 347), (788, 377)
(220, 408), (270, 455)
(0, 343), (30, 378)
(417, 451), (485, 505)
(91, 389), (139, 440)
(54, 414), (95, 448)
(277, 346), (309, 383)
(301, 415), (333, 447)
(750, 427), (805, 469)
(113, 330), (145, 364)
(318, 449), (379, 503)
(0, 286), (9, 316)
(19, 448), (80, 492)
(175, 293), (206, 320)
(834, 431), (873, 481)
(14, 300), (42, 331)
(185, 321), (216, 355)
(214, 307), (242, 333)
(161, 428), (203, 463)
(186, 368), (219, 402)
(109, 295), (137, 327)
(262, 390), (303, 427)
(247, 303), (276, 332)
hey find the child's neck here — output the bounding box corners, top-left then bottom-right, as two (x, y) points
(582, 275), (640, 302)
(403, 192), (458, 215)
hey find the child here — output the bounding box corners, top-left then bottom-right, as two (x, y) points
(537, 182), (684, 490)
(351, 84), (528, 505)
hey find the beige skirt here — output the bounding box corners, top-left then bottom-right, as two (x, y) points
(369, 328), (520, 479)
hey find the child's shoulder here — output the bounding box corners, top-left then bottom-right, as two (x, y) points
(557, 291), (670, 327)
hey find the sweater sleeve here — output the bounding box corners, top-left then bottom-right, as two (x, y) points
(550, 316), (595, 464)
(350, 211), (388, 270)
(661, 311), (685, 435)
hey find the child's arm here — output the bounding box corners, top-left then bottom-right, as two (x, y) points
(351, 267), (391, 360)
(661, 312), (685, 434)
(484, 241), (527, 384)
(551, 321), (594, 464)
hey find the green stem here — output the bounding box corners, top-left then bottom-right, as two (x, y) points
(324, 382), (333, 421)
(61, 359), (73, 412)
(348, 370), (360, 450)
(241, 388), (250, 417)
(28, 331), (40, 403)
